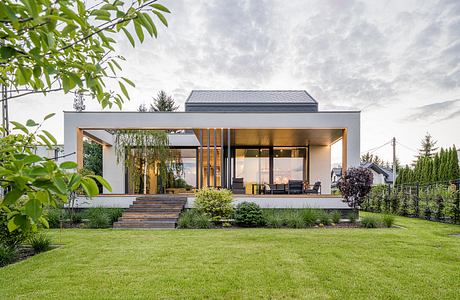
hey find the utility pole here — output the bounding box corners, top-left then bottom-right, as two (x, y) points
(392, 137), (396, 188)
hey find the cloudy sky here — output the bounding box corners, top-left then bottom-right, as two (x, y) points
(9, 0), (460, 165)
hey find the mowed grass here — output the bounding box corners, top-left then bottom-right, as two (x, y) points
(1, 213), (459, 299)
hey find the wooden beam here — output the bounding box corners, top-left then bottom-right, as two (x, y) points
(341, 128), (348, 176)
(76, 128), (84, 169)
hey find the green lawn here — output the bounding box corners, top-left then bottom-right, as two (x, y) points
(1, 213), (459, 299)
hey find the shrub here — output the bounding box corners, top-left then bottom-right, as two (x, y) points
(87, 208), (111, 229)
(338, 167), (373, 208)
(194, 188), (234, 221)
(0, 244), (17, 267)
(348, 212), (358, 224)
(264, 211), (283, 228)
(107, 208), (124, 224)
(46, 209), (63, 229)
(360, 216), (380, 228)
(234, 202), (265, 227)
(317, 211), (332, 226)
(284, 211), (306, 228)
(301, 209), (318, 227)
(381, 214), (395, 228)
(29, 233), (52, 253)
(177, 210), (211, 229)
(330, 211), (341, 224)
(0, 209), (30, 247)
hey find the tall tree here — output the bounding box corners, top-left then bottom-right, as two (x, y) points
(83, 141), (102, 176)
(150, 90), (179, 112)
(417, 133), (438, 159)
(451, 145), (460, 180)
(138, 103), (148, 112)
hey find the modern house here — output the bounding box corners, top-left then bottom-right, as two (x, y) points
(64, 90), (360, 210)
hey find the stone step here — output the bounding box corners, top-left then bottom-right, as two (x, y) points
(119, 217), (178, 222)
(121, 213), (179, 219)
(113, 220), (176, 229)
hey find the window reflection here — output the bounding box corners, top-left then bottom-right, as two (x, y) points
(273, 147), (306, 184)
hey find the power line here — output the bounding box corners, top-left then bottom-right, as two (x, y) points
(396, 141), (418, 153)
(361, 140), (392, 154)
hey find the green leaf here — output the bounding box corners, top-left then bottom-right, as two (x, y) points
(134, 20), (144, 43)
(121, 77), (135, 87)
(151, 3), (171, 13)
(68, 173), (82, 190)
(60, 161), (78, 169)
(119, 81), (129, 100)
(44, 113), (55, 121)
(39, 216), (49, 229)
(81, 178), (99, 197)
(26, 119), (39, 127)
(42, 130), (57, 145)
(38, 134), (53, 148)
(89, 175), (112, 192)
(121, 27), (135, 47)
(3, 189), (23, 206)
(10, 121), (29, 134)
(25, 198), (42, 220)
(62, 24), (78, 36)
(142, 13), (157, 38)
(22, 154), (42, 164)
(153, 11), (168, 27)
(53, 177), (67, 194)
(7, 217), (19, 232)
(0, 46), (17, 59)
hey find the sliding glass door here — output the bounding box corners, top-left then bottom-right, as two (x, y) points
(235, 148), (269, 193)
(273, 147), (307, 184)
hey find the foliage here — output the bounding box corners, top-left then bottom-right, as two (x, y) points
(138, 90), (179, 112)
(0, 244), (17, 267)
(360, 216), (380, 228)
(0, 118), (111, 237)
(338, 167), (373, 208)
(330, 211), (341, 224)
(283, 210), (306, 228)
(381, 214), (395, 228)
(0, 0), (170, 108)
(301, 209), (318, 227)
(29, 232), (51, 253)
(177, 209), (211, 229)
(234, 202), (265, 227)
(417, 133), (438, 159)
(317, 211), (332, 226)
(83, 141), (102, 176)
(263, 210), (283, 228)
(114, 129), (180, 194)
(46, 208), (62, 228)
(0, 208), (31, 247)
(348, 212), (358, 223)
(87, 207), (111, 228)
(396, 145), (459, 185)
(194, 188), (233, 221)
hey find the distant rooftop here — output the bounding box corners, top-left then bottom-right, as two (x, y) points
(185, 90), (318, 113)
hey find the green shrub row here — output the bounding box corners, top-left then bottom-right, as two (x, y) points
(46, 208), (123, 229)
(177, 210), (212, 229)
(360, 214), (395, 228)
(262, 208), (353, 228)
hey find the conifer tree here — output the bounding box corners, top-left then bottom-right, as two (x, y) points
(451, 145), (460, 180)
(417, 133), (438, 159)
(432, 153), (440, 182)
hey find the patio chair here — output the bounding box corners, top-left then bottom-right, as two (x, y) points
(269, 184), (287, 194)
(305, 181), (321, 194)
(288, 180), (304, 194)
(232, 178), (246, 194)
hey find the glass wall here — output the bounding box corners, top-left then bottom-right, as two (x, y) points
(167, 148), (196, 190)
(235, 148), (269, 193)
(273, 147), (307, 184)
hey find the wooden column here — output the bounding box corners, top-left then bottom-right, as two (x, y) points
(221, 128), (225, 188)
(342, 128), (348, 176)
(207, 129), (211, 187)
(227, 128), (231, 188)
(76, 128), (84, 169)
(213, 128), (217, 187)
(199, 129), (203, 188)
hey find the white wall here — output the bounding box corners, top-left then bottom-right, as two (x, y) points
(64, 111), (360, 195)
(103, 145), (125, 194)
(370, 169), (386, 185)
(310, 145), (331, 194)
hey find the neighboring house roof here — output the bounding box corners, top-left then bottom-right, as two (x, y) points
(185, 90), (319, 113)
(360, 162), (394, 184)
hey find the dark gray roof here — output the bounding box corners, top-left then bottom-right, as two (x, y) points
(360, 162), (395, 184)
(186, 90), (317, 104)
(185, 90), (318, 112)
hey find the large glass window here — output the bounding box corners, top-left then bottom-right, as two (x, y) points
(235, 148), (269, 193)
(168, 148), (196, 189)
(273, 147), (306, 184)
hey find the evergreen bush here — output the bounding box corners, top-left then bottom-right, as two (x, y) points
(194, 188), (234, 221)
(234, 202), (265, 227)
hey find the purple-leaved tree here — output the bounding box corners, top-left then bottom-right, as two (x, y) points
(338, 167), (373, 208)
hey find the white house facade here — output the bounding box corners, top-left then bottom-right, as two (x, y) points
(63, 90), (360, 209)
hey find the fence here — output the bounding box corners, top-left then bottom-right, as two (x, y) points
(361, 179), (460, 224)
